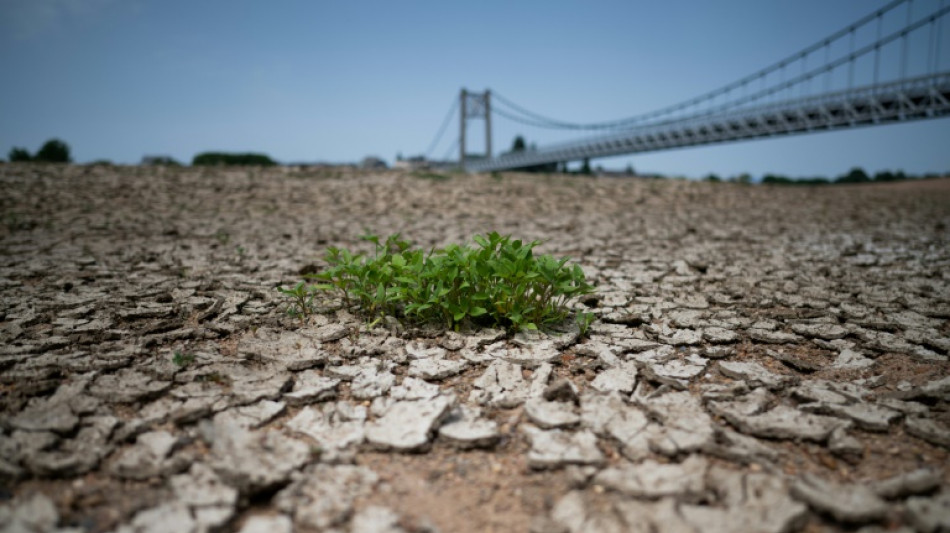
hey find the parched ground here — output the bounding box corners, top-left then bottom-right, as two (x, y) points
(1, 164), (949, 533)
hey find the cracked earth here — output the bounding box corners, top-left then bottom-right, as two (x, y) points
(1, 164), (949, 533)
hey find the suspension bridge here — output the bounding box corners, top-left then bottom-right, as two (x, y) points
(423, 0), (950, 173)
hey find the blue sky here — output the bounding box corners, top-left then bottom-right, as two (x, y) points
(1, 0), (948, 178)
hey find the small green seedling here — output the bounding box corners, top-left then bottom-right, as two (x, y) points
(575, 311), (596, 337)
(286, 232), (595, 333)
(172, 351), (196, 367)
(277, 281), (316, 320)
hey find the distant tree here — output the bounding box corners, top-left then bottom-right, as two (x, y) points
(893, 170), (908, 181)
(580, 158), (592, 175)
(734, 173), (752, 184)
(511, 136), (526, 152)
(8, 147), (31, 162)
(88, 159), (114, 166)
(836, 167), (870, 184)
(873, 170), (896, 182)
(192, 152), (276, 166)
(762, 174), (792, 184)
(34, 139), (71, 163)
(705, 173), (722, 182)
(625, 164), (635, 176)
(141, 155), (181, 166)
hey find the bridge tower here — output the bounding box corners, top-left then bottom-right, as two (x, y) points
(459, 89), (491, 168)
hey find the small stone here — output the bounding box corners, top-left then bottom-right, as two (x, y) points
(351, 368), (395, 400)
(524, 398), (581, 429)
(872, 468), (942, 499)
(0, 493), (59, 532)
(523, 426), (605, 469)
(718, 404), (845, 442)
(635, 390), (715, 456)
(237, 514), (293, 533)
(438, 405), (500, 449)
(109, 430), (180, 480)
(645, 356), (707, 389)
(594, 455), (707, 501)
(790, 474), (889, 523)
(905, 417), (950, 448)
(718, 361), (796, 390)
(703, 345), (735, 359)
(170, 462), (239, 508)
(833, 348), (875, 370)
(679, 467), (808, 533)
(365, 395), (454, 451)
(126, 501), (196, 533)
(905, 490), (950, 533)
(590, 361), (638, 393)
(828, 427), (863, 457)
(314, 323), (348, 342)
(543, 378), (580, 404)
(790, 381), (849, 404)
(283, 370), (339, 405)
(470, 360), (532, 408)
(404, 341), (447, 360)
(765, 349), (822, 373)
(8, 401), (79, 434)
(408, 357), (469, 381)
(703, 327), (739, 344)
(791, 323), (848, 340)
(801, 402), (900, 432)
(498, 342), (561, 368)
(613, 497), (700, 533)
(389, 376), (440, 400)
(748, 329), (802, 344)
(208, 415), (311, 494)
(227, 400), (286, 429)
(275, 464), (378, 530)
(286, 403), (366, 462)
(350, 506), (405, 533)
(664, 329), (703, 346)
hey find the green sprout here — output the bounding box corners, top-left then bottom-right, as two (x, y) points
(172, 351), (196, 367)
(284, 232), (595, 333)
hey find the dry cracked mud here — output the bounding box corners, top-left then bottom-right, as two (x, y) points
(1, 163), (949, 533)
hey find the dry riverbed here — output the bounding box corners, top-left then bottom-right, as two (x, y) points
(1, 164), (949, 532)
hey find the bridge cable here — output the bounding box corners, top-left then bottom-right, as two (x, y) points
(489, 0), (917, 132)
(441, 136), (460, 162)
(425, 98), (459, 160)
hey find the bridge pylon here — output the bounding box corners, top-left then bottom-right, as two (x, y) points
(459, 88), (491, 168)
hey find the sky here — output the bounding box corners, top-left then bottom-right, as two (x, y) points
(1, 0), (948, 179)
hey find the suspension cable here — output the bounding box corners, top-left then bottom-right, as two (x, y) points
(425, 98), (459, 159)
(490, 0), (914, 131)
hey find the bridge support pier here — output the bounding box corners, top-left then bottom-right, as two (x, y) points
(459, 89), (491, 169)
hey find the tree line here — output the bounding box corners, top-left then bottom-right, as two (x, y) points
(6, 138), (277, 167)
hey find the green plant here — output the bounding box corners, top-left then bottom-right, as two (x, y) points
(172, 351), (196, 367)
(277, 281), (316, 320)
(575, 311), (596, 337)
(299, 232), (595, 332)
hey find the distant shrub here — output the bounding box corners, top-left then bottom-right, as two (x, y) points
(142, 155), (181, 166)
(762, 174), (830, 186)
(835, 167), (870, 184)
(34, 139), (71, 163)
(192, 152), (277, 166)
(8, 147), (31, 162)
(87, 159), (114, 166)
